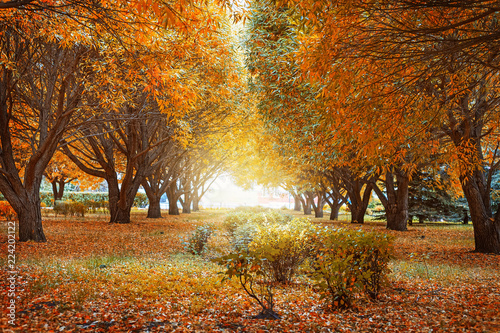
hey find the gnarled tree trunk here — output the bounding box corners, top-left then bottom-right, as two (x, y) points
(51, 178), (66, 201)
(181, 196), (192, 214)
(166, 183), (180, 215)
(298, 193), (312, 215)
(16, 189), (46, 242)
(147, 195), (162, 218)
(192, 191), (200, 211)
(461, 170), (500, 253)
(310, 191), (324, 218)
(107, 172), (142, 224)
(293, 194), (302, 211)
(324, 190), (345, 221)
(374, 170), (409, 231)
(347, 183), (373, 224)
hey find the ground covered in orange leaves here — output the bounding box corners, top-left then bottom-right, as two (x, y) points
(1, 209), (499, 332)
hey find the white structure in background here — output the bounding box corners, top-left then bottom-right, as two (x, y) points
(201, 174), (259, 208)
(201, 175), (292, 209)
(159, 174), (292, 210)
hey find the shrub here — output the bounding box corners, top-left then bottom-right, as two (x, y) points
(222, 209), (302, 251)
(232, 223), (259, 252)
(0, 201), (16, 220)
(249, 217), (315, 283)
(248, 212), (270, 225)
(234, 205), (268, 213)
(223, 210), (297, 253)
(222, 211), (253, 239)
(212, 249), (280, 319)
(133, 192), (148, 208)
(40, 191), (147, 211)
(248, 210), (291, 225)
(182, 224), (214, 255)
(307, 227), (394, 309)
(53, 200), (87, 217)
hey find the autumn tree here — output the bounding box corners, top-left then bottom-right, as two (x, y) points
(273, 0), (500, 253)
(43, 151), (90, 201)
(0, 11), (94, 241)
(0, 0), (168, 239)
(63, 62), (182, 223)
(142, 151), (185, 218)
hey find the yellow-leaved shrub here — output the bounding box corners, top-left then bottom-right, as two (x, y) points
(249, 217), (316, 283)
(307, 227), (395, 309)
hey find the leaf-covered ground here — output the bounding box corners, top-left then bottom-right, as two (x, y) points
(1, 210), (499, 332)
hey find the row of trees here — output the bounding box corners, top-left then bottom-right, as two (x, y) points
(0, 1), (247, 241)
(239, 0), (500, 254)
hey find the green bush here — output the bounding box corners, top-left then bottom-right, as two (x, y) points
(306, 227), (394, 309)
(249, 217), (315, 283)
(232, 223), (258, 252)
(222, 210), (294, 252)
(133, 192), (148, 208)
(53, 200), (87, 217)
(222, 211), (253, 239)
(182, 224), (214, 255)
(39, 191), (147, 210)
(234, 205), (268, 213)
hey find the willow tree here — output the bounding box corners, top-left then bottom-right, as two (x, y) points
(277, 0), (500, 253)
(0, 11), (92, 241)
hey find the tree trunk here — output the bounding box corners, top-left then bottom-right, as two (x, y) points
(168, 199), (180, 215)
(51, 179), (65, 201)
(350, 206), (367, 224)
(107, 176), (121, 222)
(441, 90), (499, 253)
(293, 194), (302, 211)
(17, 191), (46, 242)
(147, 195), (162, 218)
(310, 191), (324, 218)
(112, 206), (132, 224)
(419, 216), (424, 224)
(142, 178), (164, 219)
(192, 191), (200, 211)
(107, 175), (137, 223)
(314, 207), (323, 218)
(385, 172), (409, 231)
(343, 176), (373, 224)
(408, 215), (413, 226)
(181, 196), (191, 214)
(328, 201), (341, 220)
(192, 197), (200, 211)
(299, 195), (312, 215)
(386, 206), (409, 231)
(461, 173), (500, 254)
(166, 184), (180, 215)
(324, 190), (344, 221)
(3, 173), (47, 242)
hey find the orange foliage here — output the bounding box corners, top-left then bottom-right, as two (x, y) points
(0, 201), (16, 221)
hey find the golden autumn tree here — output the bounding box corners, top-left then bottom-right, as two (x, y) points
(44, 151), (86, 201)
(0, 9), (97, 241)
(243, 0), (378, 222)
(0, 0), (246, 237)
(62, 2), (245, 221)
(273, 0), (500, 253)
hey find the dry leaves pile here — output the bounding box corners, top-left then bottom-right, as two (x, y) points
(1, 211), (499, 332)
